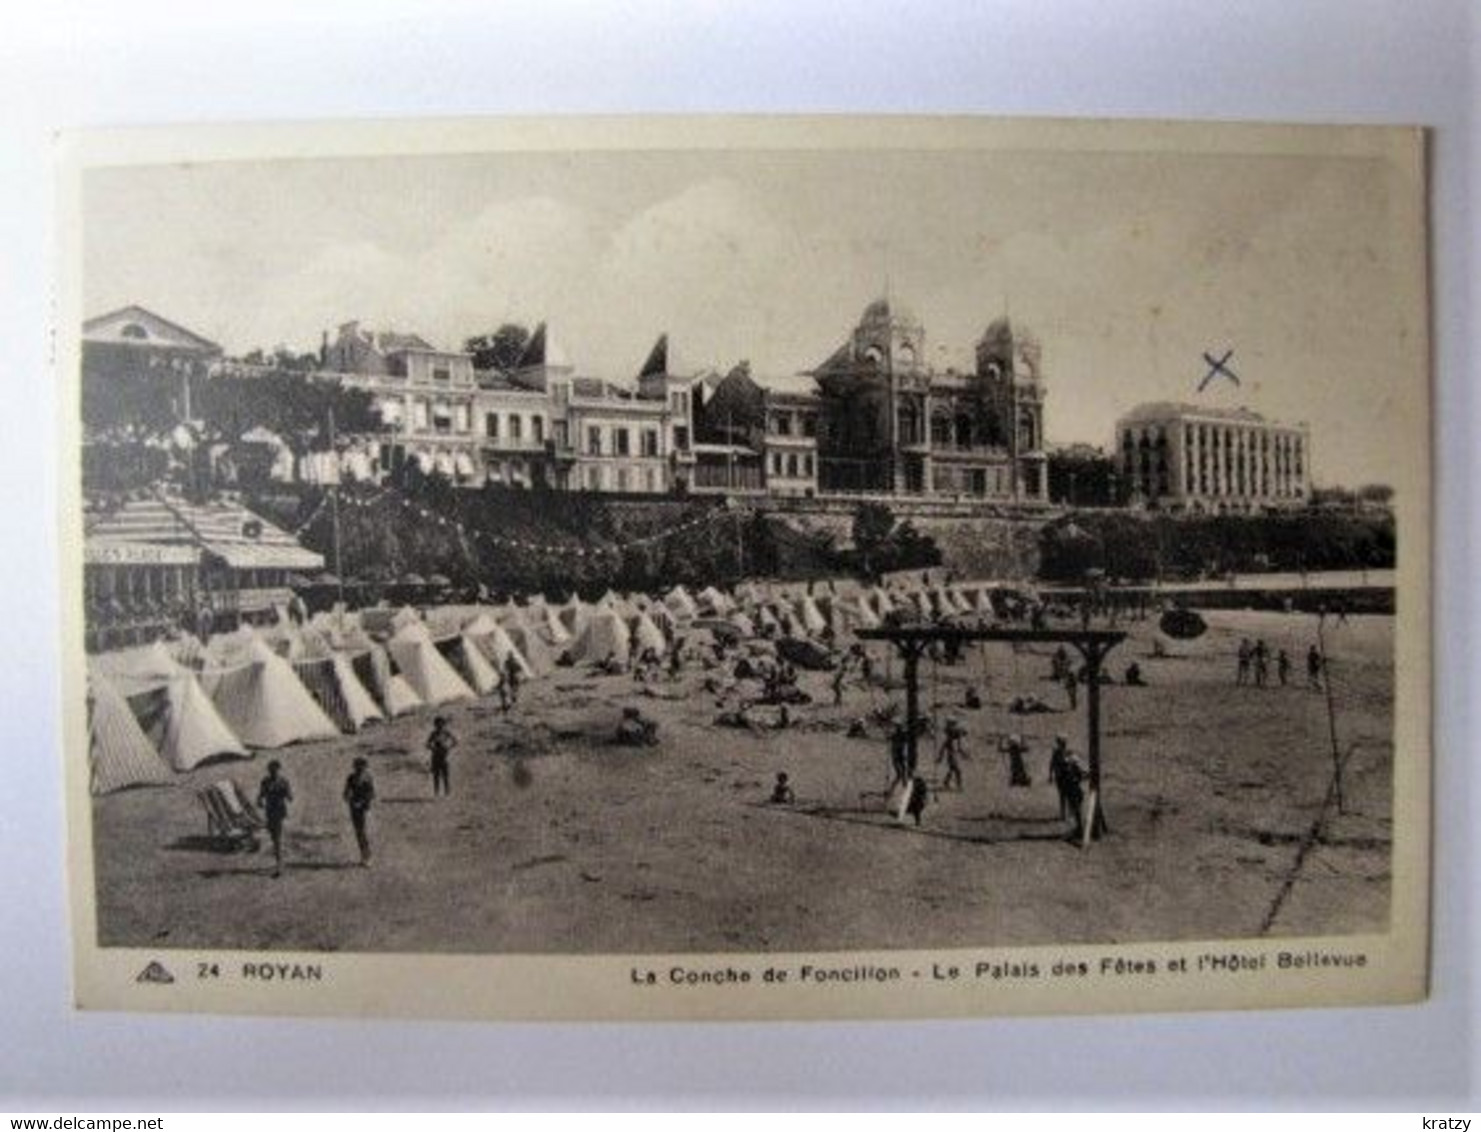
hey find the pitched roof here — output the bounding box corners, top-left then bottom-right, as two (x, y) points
(82, 305), (222, 355)
(83, 493), (324, 571)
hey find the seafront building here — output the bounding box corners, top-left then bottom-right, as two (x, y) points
(1115, 402), (1311, 513)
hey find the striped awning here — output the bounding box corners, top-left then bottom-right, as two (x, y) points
(84, 493), (324, 573)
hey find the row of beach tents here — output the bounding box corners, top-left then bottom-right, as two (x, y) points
(87, 579), (1027, 795)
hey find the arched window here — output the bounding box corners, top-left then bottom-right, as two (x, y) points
(120, 323), (148, 340)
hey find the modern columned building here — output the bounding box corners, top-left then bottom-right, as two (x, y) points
(1115, 402), (1310, 513)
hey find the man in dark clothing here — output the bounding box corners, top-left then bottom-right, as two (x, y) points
(1047, 735), (1074, 820)
(1307, 644), (1324, 690)
(903, 774), (929, 826)
(343, 757), (376, 867)
(1000, 733), (1032, 787)
(1063, 668), (1079, 710)
(427, 716), (457, 796)
(937, 719), (967, 792)
(1277, 649), (1291, 687)
(257, 760), (292, 878)
(503, 654), (522, 706)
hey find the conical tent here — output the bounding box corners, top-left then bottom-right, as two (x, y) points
(292, 652), (384, 733)
(500, 621), (556, 676)
(471, 623), (535, 679)
(534, 605), (572, 646)
(450, 633), (502, 695)
(460, 611), (501, 638)
(795, 595), (828, 637)
(87, 669), (173, 794)
(386, 623), (476, 705)
(696, 585), (734, 615)
(565, 609), (631, 668)
(93, 643), (248, 771)
(664, 586), (699, 620)
(727, 611), (757, 638)
(629, 610), (668, 657)
(560, 598), (593, 640)
(365, 644), (424, 717)
(202, 639), (340, 749)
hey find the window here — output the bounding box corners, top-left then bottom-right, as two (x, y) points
(787, 454), (798, 477)
(588, 426), (602, 456)
(646, 468), (658, 493)
(553, 420), (568, 448)
(509, 414), (523, 441)
(641, 429), (659, 458)
(586, 466), (601, 490)
(120, 323), (148, 340)
(532, 417), (544, 444)
(615, 428), (631, 456)
(803, 415), (816, 438)
(673, 425), (690, 451)
(616, 468), (629, 492)
(803, 454), (813, 477)
(432, 366), (450, 382)
(775, 414), (792, 437)
(485, 413), (500, 440)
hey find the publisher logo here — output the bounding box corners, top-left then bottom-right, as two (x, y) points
(135, 960), (175, 985)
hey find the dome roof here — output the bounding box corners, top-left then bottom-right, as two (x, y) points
(979, 316), (1039, 350)
(859, 296), (921, 331)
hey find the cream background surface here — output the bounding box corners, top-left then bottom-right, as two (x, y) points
(4, 0), (1478, 1108)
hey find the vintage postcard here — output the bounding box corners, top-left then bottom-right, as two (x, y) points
(56, 116), (1430, 1021)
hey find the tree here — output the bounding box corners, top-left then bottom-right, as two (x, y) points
(464, 324), (532, 372)
(1048, 445), (1117, 507)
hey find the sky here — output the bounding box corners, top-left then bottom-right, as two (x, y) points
(81, 139), (1421, 487)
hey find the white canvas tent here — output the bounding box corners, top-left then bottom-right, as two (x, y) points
(87, 668), (174, 794)
(386, 622), (476, 705)
(629, 610), (668, 657)
(93, 643), (248, 771)
(565, 609), (631, 668)
(201, 638), (340, 749)
(664, 586), (699, 620)
(365, 644), (424, 717)
(292, 652), (384, 733)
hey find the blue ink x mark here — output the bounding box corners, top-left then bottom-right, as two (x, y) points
(1199, 349), (1239, 392)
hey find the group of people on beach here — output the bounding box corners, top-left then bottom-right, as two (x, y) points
(254, 754), (378, 878)
(1237, 638), (1325, 690)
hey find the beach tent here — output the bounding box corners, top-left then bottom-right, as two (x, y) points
(629, 610), (668, 658)
(201, 638), (340, 749)
(359, 605), (423, 640)
(365, 644), (424, 717)
(87, 668), (174, 794)
(795, 595), (828, 637)
(292, 652), (384, 733)
(468, 621), (535, 679)
(642, 603), (678, 635)
(500, 620), (557, 676)
(93, 643), (248, 771)
(664, 586), (699, 621)
(869, 588), (897, 617)
(753, 605), (781, 635)
(726, 611), (757, 638)
(560, 596), (593, 639)
(386, 622), (476, 705)
(450, 633), (502, 695)
(695, 585), (734, 615)
(565, 608), (631, 668)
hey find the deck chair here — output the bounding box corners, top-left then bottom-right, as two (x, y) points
(198, 779), (264, 851)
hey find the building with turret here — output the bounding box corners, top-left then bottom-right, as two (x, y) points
(808, 299), (1048, 501)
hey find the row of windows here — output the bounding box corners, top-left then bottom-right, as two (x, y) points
(767, 412), (818, 438)
(485, 411), (546, 444)
(768, 451), (816, 479)
(586, 425), (662, 458)
(582, 464), (664, 493)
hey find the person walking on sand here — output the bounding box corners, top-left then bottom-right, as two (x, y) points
(903, 773), (929, 827)
(503, 654), (522, 707)
(256, 760), (292, 878)
(1307, 644), (1324, 691)
(343, 756), (376, 867)
(1000, 732), (1032, 788)
(937, 719), (967, 792)
(1277, 649), (1291, 687)
(1063, 667), (1079, 711)
(1047, 735), (1073, 820)
(1253, 639), (1270, 688)
(1236, 638), (1252, 686)
(427, 716), (457, 797)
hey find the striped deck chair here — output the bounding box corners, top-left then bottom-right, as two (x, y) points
(198, 779), (263, 851)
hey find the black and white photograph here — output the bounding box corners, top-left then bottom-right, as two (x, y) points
(57, 116), (1431, 1021)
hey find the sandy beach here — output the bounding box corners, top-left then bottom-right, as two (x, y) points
(92, 608), (1393, 954)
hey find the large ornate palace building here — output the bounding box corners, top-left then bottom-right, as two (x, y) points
(86, 299), (1057, 503)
